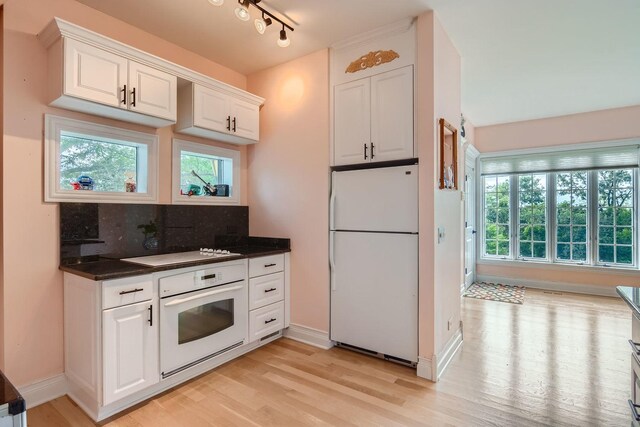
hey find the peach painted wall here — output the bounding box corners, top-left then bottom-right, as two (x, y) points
(4, 0), (248, 387)
(0, 5), (4, 371)
(475, 106), (640, 290)
(246, 50), (330, 333)
(432, 16), (463, 354)
(416, 12), (437, 359)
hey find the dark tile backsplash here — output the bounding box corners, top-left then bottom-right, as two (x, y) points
(60, 203), (249, 264)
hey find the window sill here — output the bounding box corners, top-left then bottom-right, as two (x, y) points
(477, 257), (640, 277)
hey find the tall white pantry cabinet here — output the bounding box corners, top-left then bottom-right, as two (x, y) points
(331, 20), (417, 166)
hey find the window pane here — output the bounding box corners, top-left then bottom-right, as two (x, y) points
(483, 175), (510, 257)
(518, 174), (546, 258)
(520, 225), (531, 241)
(60, 134), (139, 193)
(179, 149), (234, 199)
(598, 169), (634, 265)
(555, 171), (589, 263)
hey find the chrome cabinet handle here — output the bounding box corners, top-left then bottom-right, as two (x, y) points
(119, 288), (144, 295)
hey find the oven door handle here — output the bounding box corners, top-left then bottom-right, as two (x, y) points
(164, 285), (243, 307)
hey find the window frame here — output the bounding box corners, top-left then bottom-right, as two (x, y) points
(479, 168), (639, 270)
(44, 114), (159, 204)
(172, 138), (241, 205)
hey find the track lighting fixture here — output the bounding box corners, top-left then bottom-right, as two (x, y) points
(277, 25), (290, 48)
(234, 0), (250, 21)
(254, 12), (272, 35)
(209, 0), (294, 47)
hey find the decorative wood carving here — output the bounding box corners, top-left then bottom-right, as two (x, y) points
(345, 50), (400, 73)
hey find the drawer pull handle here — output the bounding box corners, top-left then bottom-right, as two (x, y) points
(264, 318), (277, 324)
(119, 288), (144, 295)
(629, 340), (640, 355)
(629, 400), (640, 421)
(264, 288), (277, 293)
(264, 263), (276, 268)
(202, 273), (216, 281)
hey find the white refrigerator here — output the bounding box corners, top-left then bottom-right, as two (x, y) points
(330, 164), (418, 364)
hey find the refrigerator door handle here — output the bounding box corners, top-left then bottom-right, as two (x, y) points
(329, 183), (336, 231)
(329, 232), (336, 291)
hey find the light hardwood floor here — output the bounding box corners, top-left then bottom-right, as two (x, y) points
(28, 288), (631, 426)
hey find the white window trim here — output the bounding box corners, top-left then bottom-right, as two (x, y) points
(172, 138), (241, 205)
(44, 114), (159, 204)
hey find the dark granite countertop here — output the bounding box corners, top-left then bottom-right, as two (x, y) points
(60, 238), (291, 281)
(0, 370), (25, 415)
(617, 286), (640, 318)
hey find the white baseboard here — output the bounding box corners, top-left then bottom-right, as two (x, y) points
(416, 356), (433, 381)
(284, 324), (334, 350)
(18, 374), (68, 409)
(477, 274), (618, 297)
(435, 328), (463, 381)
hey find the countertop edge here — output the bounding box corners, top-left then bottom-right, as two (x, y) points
(617, 286), (640, 317)
(60, 248), (291, 281)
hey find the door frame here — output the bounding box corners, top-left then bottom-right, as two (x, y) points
(463, 144), (480, 292)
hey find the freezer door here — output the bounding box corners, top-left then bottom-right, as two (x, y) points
(330, 231), (417, 363)
(331, 165), (418, 233)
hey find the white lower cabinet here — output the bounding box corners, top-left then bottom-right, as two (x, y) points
(103, 300), (158, 405)
(248, 254), (289, 342)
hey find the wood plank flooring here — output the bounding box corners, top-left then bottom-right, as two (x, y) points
(27, 288), (632, 426)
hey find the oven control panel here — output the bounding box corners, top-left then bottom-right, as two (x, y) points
(159, 259), (247, 298)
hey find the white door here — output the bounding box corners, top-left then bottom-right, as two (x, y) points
(464, 159), (477, 288)
(103, 300), (158, 405)
(64, 38), (127, 108)
(128, 61), (177, 120)
(194, 84), (230, 134)
(331, 165), (418, 233)
(330, 231), (418, 363)
(334, 78), (371, 166)
(230, 98), (260, 141)
(370, 66), (414, 162)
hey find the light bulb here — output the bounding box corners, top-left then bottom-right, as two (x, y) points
(277, 28), (290, 47)
(234, 5), (250, 21)
(208, 0), (224, 5)
(254, 17), (267, 34)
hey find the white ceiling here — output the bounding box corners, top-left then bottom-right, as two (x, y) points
(75, 0), (640, 127)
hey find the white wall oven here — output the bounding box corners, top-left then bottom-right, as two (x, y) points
(159, 259), (248, 378)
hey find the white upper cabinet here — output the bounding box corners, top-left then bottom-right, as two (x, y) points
(38, 18), (263, 133)
(334, 79), (371, 166)
(334, 66), (413, 166)
(370, 66), (414, 163)
(53, 38), (176, 127)
(176, 83), (261, 145)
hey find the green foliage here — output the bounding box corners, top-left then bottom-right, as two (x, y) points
(180, 154), (220, 193)
(60, 135), (137, 192)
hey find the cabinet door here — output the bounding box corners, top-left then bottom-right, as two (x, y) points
(370, 66), (414, 162)
(230, 98), (260, 141)
(193, 85), (231, 134)
(64, 38), (127, 108)
(128, 61), (177, 120)
(103, 300), (158, 405)
(334, 79), (371, 166)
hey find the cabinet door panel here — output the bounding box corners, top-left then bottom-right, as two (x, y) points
(370, 66), (414, 162)
(230, 98), (259, 141)
(64, 38), (127, 108)
(334, 79), (371, 166)
(129, 62), (177, 120)
(193, 85), (230, 133)
(103, 301), (158, 405)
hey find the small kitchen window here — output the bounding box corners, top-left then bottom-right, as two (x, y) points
(172, 138), (241, 205)
(45, 115), (158, 203)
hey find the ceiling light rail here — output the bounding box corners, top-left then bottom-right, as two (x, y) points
(209, 0), (294, 47)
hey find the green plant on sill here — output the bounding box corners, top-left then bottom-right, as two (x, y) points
(137, 220), (158, 237)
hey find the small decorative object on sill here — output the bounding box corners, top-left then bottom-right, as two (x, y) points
(73, 175), (94, 191)
(125, 172), (136, 193)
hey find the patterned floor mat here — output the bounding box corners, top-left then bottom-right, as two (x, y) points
(463, 281), (525, 304)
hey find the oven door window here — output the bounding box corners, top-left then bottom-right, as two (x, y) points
(178, 299), (234, 345)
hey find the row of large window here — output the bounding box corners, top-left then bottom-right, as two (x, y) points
(482, 169), (636, 267)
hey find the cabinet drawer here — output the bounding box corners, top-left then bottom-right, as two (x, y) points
(249, 272), (284, 310)
(249, 301), (285, 342)
(249, 254), (284, 278)
(102, 275), (153, 310)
